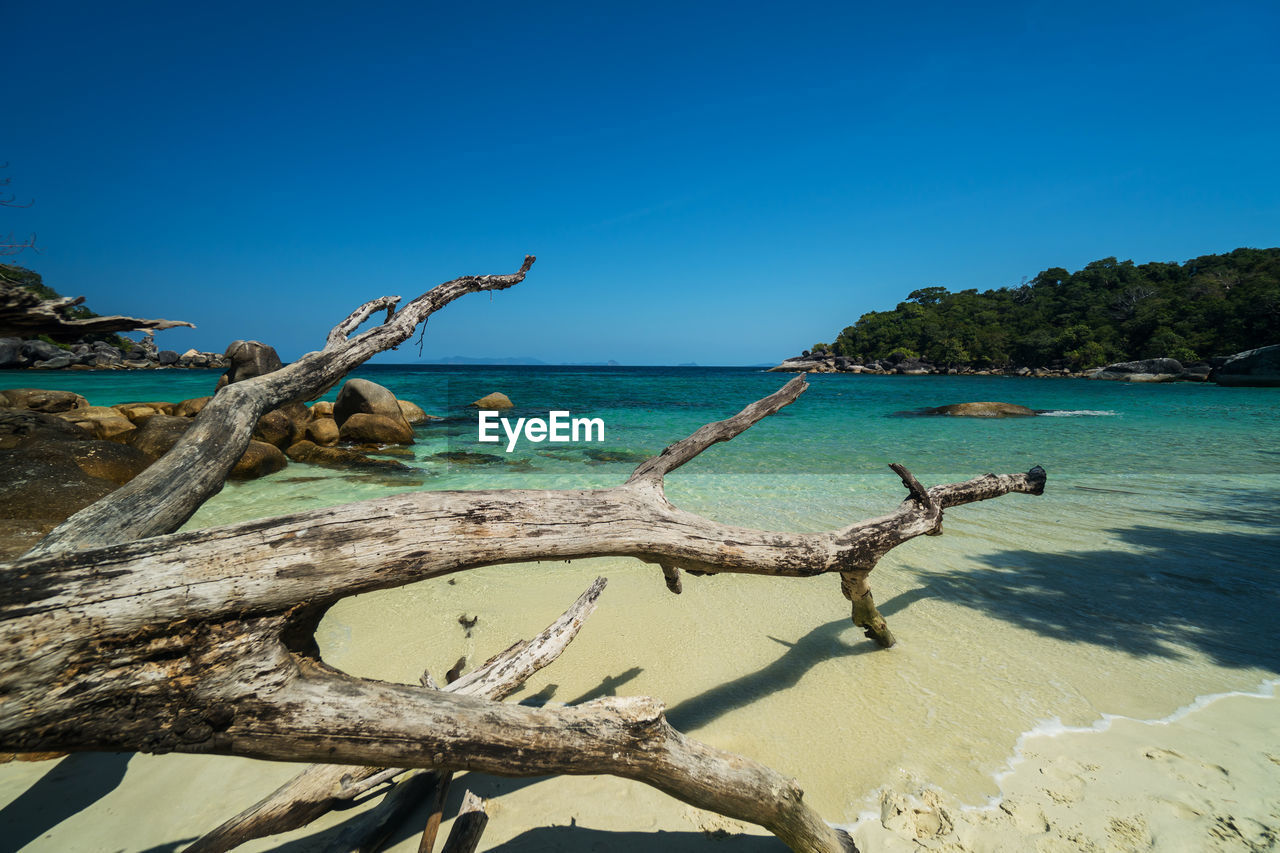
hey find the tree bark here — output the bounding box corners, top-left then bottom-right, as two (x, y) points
(0, 263), (1046, 853)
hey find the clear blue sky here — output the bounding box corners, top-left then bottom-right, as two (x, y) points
(6, 0), (1279, 364)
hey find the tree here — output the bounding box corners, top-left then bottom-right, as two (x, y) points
(1, 257), (1047, 853)
(0, 163), (37, 258)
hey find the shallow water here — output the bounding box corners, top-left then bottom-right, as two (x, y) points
(5, 366), (1279, 826)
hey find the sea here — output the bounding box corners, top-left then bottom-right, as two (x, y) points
(6, 365), (1280, 830)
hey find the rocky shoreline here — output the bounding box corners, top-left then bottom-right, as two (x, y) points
(0, 342), (440, 558)
(768, 344), (1280, 386)
(0, 331), (229, 371)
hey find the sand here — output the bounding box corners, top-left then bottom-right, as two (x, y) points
(1, 682), (1275, 852)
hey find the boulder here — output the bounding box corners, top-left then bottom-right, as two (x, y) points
(310, 401), (335, 418)
(398, 399), (436, 425)
(334, 379), (408, 426)
(20, 340), (63, 363)
(217, 340), (285, 389)
(286, 440), (411, 472)
(0, 409), (93, 449)
(1211, 344), (1280, 387)
(0, 337), (24, 368)
(113, 403), (161, 423)
(67, 440), (152, 485)
(0, 388), (89, 413)
(923, 402), (1038, 418)
(253, 409), (295, 449)
(157, 350), (180, 366)
(56, 406), (137, 441)
(1092, 358), (1183, 382)
(469, 392), (514, 409)
(33, 355), (75, 369)
(128, 415), (192, 460)
(305, 416), (340, 446)
(230, 440), (288, 479)
(174, 396), (212, 418)
(339, 412), (415, 445)
(0, 442), (117, 555)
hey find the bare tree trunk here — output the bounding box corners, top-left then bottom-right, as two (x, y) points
(0, 262), (1046, 853)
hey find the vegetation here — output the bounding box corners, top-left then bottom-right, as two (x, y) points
(0, 263), (131, 348)
(821, 248), (1280, 369)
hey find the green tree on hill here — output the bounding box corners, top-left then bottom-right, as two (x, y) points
(829, 248), (1280, 367)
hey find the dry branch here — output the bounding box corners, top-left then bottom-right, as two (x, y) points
(0, 263), (1047, 853)
(189, 578), (607, 853)
(25, 255), (536, 556)
(0, 278), (195, 339)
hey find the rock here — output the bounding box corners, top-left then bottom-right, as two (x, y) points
(92, 349), (123, 368)
(1092, 358), (1183, 382)
(339, 412), (415, 445)
(0, 388), (89, 413)
(253, 409), (295, 449)
(433, 451), (505, 465)
(20, 340), (63, 363)
(923, 402), (1038, 418)
(1179, 363), (1212, 382)
(218, 340), (285, 388)
(67, 440), (152, 485)
(0, 409), (93, 449)
(469, 392), (514, 409)
(230, 440), (287, 479)
(56, 406), (137, 441)
(113, 403), (160, 423)
(398, 399), (436, 424)
(174, 396), (211, 418)
(311, 401), (335, 418)
(128, 415), (192, 460)
(1211, 344), (1280, 387)
(0, 337), (24, 368)
(0, 442), (117, 554)
(305, 416), (340, 446)
(33, 354), (74, 369)
(157, 350), (179, 366)
(285, 440), (411, 472)
(335, 379), (409, 426)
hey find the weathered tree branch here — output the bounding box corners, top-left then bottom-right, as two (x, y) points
(188, 578), (607, 853)
(0, 265), (1046, 853)
(25, 255), (536, 556)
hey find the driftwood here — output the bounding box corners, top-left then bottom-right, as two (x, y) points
(0, 260), (1047, 853)
(440, 790), (488, 853)
(189, 578), (607, 853)
(0, 277), (196, 340)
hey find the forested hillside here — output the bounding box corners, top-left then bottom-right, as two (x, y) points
(822, 248), (1280, 368)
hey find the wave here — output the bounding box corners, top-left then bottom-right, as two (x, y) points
(1037, 409), (1120, 417)
(842, 677), (1280, 832)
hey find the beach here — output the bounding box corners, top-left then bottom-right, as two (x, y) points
(1, 366), (1278, 851)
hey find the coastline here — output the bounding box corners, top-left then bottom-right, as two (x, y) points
(1, 366), (1277, 851)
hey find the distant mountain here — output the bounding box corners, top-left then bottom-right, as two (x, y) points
(425, 356), (623, 366)
(426, 356), (546, 365)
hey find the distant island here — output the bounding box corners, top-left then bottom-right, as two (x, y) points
(801, 247), (1279, 370)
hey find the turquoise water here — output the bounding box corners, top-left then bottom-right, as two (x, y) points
(5, 365), (1280, 829)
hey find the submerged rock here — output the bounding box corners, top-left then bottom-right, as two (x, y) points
(920, 402), (1038, 418)
(286, 440), (411, 472)
(469, 392), (513, 409)
(1212, 344), (1280, 387)
(433, 451), (506, 465)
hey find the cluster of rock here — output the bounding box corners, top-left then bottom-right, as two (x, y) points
(0, 331), (229, 371)
(0, 359), (437, 557)
(769, 351), (1089, 378)
(769, 344), (1280, 387)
